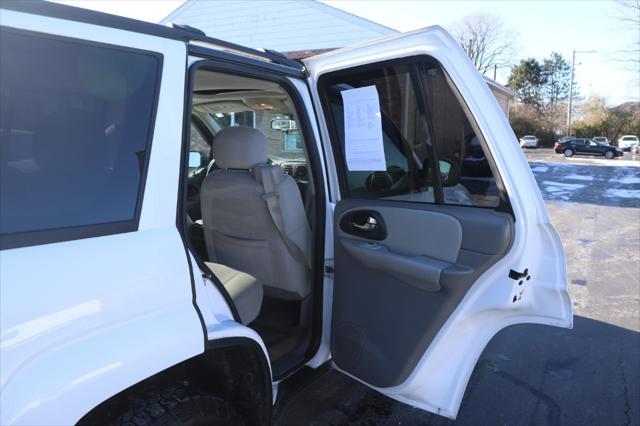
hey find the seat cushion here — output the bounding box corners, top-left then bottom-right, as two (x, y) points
(205, 262), (263, 325)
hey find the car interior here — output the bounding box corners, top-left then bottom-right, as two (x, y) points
(184, 70), (317, 376)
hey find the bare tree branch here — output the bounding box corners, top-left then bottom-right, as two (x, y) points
(449, 13), (518, 75)
(611, 0), (640, 64)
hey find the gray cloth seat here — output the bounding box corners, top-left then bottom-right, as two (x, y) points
(205, 262), (263, 325)
(200, 126), (311, 300)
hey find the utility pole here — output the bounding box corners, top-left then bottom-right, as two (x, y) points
(566, 50), (575, 136)
(566, 50), (597, 137)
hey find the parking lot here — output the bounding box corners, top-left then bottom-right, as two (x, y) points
(277, 149), (640, 426)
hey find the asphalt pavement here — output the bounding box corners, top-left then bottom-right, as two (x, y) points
(277, 149), (640, 426)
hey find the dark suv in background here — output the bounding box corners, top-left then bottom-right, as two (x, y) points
(554, 138), (623, 159)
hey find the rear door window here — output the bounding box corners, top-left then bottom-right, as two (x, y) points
(320, 59), (504, 207)
(0, 30), (161, 244)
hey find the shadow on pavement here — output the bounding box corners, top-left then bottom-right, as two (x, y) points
(276, 316), (639, 426)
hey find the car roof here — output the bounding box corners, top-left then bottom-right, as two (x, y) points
(0, 0), (303, 70)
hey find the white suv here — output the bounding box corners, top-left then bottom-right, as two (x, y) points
(0, 2), (572, 425)
(617, 135), (639, 151)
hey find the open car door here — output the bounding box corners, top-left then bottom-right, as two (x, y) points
(304, 27), (572, 419)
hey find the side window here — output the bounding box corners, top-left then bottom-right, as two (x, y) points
(322, 64), (434, 200)
(189, 121), (211, 172)
(208, 109), (307, 162)
(0, 30), (160, 241)
(320, 59), (503, 208)
(419, 62), (501, 207)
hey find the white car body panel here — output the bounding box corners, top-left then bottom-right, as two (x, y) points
(304, 26), (572, 418)
(0, 10), (208, 425)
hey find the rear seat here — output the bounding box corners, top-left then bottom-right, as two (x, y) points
(205, 262), (263, 325)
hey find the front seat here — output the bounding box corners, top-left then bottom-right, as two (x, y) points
(200, 126), (311, 300)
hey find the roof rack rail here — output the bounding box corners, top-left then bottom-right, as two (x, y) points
(180, 25), (303, 69)
(1, 0), (303, 70)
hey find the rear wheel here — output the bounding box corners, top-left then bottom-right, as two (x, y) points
(563, 148), (574, 157)
(109, 386), (243, 426)
(605, 150), (614, 159)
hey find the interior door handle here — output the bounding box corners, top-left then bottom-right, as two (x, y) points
(352, 217), (377, 232)
(340, 210), (386, 240)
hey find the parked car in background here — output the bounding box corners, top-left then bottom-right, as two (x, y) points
(555, 138), (623, 159)
(593, 136), (609, 145)
(617, 135), (640, 151)
(519, 135), (539, 148)
(632, 144), (640, 154)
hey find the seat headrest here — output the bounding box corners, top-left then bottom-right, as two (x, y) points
(213, 126), (267, 170)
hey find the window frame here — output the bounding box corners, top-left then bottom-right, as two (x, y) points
(318, 58), (441, 203)
(317, 55), (511, 211)
(178, 57), (328, 379)
(0, 28), (164, 250)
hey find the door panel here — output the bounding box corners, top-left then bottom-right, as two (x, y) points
(332, 199), (513, 387)
(305, 25), (571, 418)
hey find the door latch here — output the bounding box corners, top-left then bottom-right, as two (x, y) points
(509, 268), (530, 281)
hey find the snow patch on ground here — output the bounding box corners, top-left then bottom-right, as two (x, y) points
(543, 181), (586, 190)
(564, 174), (594, 181)
(531, 165), (549, 173)
(613, 176), (640, 185)
(603, 188), (640, 198)
(542, 181), (586, 201)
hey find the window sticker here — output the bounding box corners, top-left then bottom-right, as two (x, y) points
(341, 85), (386, 171)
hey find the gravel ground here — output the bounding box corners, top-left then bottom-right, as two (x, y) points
(276, 149), (640, 426)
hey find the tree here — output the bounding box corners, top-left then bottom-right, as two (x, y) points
(507, 58), (545, 108)
(541, 52), (571, 106)
(573, 97), (640, 142)
(612, 0), (640, 66)
(449, 13), (518, 75)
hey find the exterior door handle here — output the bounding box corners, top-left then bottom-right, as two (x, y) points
(352, 216), (377, 232)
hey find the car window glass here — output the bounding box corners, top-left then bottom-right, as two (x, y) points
(322, 64), (434, 201)
(0, 30), (160, 237)
(208, 110), (307, 163)
(189, 121), (211, 171)
(419, 62), (501, 207)
(320, 59), (503, 208)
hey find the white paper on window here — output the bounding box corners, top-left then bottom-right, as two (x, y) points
(341, 85), (386, 171)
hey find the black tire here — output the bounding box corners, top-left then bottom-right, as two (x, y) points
(605, 150), (614, 159)
(563, 148), (574, 157)
(109, 386), (243, 426)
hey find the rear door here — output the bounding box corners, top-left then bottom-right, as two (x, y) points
(305, 27), (572, 419)
(573, 138), (587, 154)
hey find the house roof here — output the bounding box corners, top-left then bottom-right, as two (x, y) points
(160, 0), (513, 99)
(159, 0), (397, 52)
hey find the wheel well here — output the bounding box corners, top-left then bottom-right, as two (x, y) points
(77, 338), (272, 425)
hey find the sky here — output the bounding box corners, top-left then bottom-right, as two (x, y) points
(52, 0), (639, 106)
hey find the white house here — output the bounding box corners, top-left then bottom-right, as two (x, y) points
(161, 0), (514, 116)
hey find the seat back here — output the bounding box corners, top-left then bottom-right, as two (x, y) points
(200, 127), (311, 300)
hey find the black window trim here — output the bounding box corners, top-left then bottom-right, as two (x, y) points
(316, 55), (512, 213)
(0, 27), (164, 250)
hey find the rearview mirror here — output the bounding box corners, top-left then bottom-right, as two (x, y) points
(271, 118), (297, 131)
(188, 151), (202, 169)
